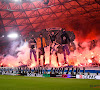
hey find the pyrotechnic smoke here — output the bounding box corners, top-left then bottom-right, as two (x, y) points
(68, 38), (100, 66)
(67, 17), (100, 42)
(0, 34), (100, 67)
(1, 41), (30, 67)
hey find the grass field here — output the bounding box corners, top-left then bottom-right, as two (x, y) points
(0, 75), (100, 90)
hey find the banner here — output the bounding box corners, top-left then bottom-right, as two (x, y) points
(76, 75), (100, 80)
(27, 73), (43, 77)
(95, 76), (100, 80)
(62, 74), (75, 78)
(2, 71), (17, 75)
(43, 74), (50, 77)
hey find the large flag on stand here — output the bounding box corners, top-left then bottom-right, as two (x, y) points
(28, 27), (75, 49)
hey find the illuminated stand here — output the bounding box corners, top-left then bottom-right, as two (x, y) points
(0, 29), (100, 80)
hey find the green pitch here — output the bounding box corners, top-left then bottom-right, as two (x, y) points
(0, 75), (100, 90)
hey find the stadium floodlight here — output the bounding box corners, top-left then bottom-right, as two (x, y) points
(7, 33), (19, 39)
(2, 35), (4, 37)
(88, 59), (92, 63)
(14, 0), (22, 2)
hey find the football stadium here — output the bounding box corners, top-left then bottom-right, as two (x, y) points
(0, 0), (100, 90)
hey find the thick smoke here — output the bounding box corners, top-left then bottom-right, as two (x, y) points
(67, 17), (100, 42)
(0, 38), (100, 67)
(1, 41), (30, 67)
(0, 26), (100, 67)
(68, 39), (100, 66)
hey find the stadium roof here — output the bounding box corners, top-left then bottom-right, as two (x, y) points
(0, 0), (99, 35)
(0, 0), (100, 53)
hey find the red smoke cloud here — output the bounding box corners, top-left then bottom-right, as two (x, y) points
(66, 17), (100, 42)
